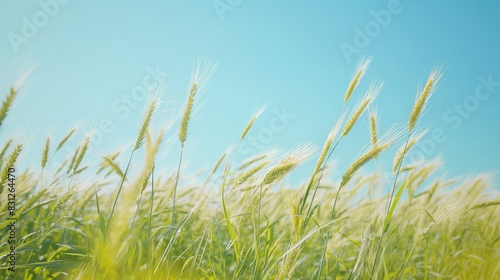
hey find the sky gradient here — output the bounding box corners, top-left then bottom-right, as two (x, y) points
(1, 1), (499, 188)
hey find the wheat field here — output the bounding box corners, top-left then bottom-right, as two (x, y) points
(0, 61), (499, 279)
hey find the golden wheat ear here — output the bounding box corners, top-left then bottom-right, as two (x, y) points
(261, 143), (315, 186)
(408, 67), (444, 131)
(241, 106), (266, 141)
(0, 67), (34, 128)
(0, 87), (17, 128)
(368, 106), (378, 146)
(344, 57), (372, 104)
(0, 139), (13, 161)
(41, 137), (50, 169)
(341, 81), (382, 138)
(134, 100), (156, 151)
(341, 124), (404, 188)
(178, 59), (217, 147)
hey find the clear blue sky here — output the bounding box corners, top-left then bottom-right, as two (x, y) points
(1, 1), (499, 187)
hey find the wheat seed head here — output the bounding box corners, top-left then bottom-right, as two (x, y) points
(262, 143), (316, 186)
(241, 105), (266, 141)
(341, 81), (382, 138)
(341, 123), (404, 187)
(344, 57), (372, 103)
(368, 106), (378, 147)
(314, 111), (346, 173)
(408, 66), (444, 131)
(178, 58), (217, 147)
(392, 128), (429, 172)
(134, 82), (167, 152)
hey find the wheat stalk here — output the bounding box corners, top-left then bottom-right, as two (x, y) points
(171, 59), (217, 243)
(392, 129), (428, 172)
(298, 112), (346, 217)
(351, 224), (371, 279)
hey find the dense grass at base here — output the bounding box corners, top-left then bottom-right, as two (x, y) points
(0, 62), (499, 279)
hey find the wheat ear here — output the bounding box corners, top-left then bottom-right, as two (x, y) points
(341, 82), (382, 137)
(241, 106), (266, 141)
(0, 87), (17, 128)
(408, 68), (443, 131)
(344, 57), (372, 103)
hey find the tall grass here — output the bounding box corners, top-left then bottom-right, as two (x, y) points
(0, 62), (499, 280)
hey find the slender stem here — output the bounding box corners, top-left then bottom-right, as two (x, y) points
(131, 193), (142, 229)
(316, 183), (343, 280)
(253, 183), (264, 279)
(171, 148), (184, 239)
(302, 140), (341, 235)
(148, 165), (155, 278)
(131, 167), (154, 229)
(397, 235), (422, 280)
(67, 173), (74, 194)
(108, 152), (134, 227)
(371, 132), (411, 278)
